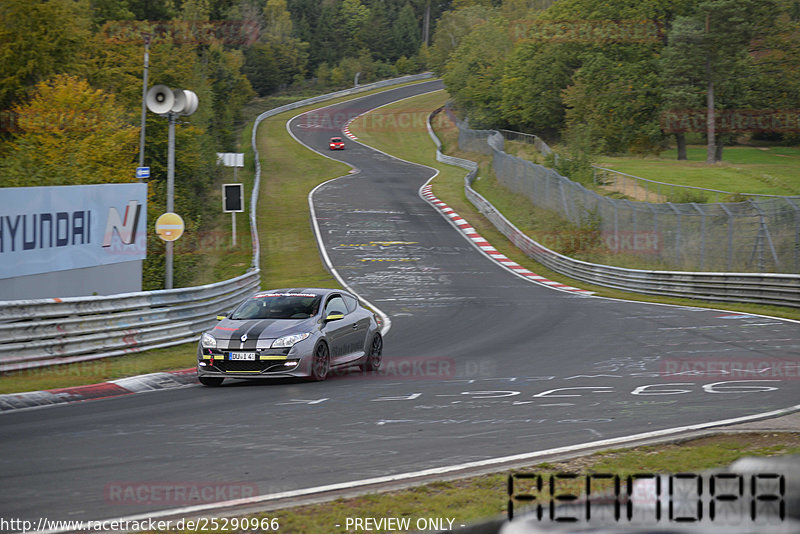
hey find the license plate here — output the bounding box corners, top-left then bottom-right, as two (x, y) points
(229, 352), (256, 361)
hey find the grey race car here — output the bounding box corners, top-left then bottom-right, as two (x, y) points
(197, 288), (383, 385)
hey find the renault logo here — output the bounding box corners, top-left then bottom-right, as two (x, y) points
(241, 334), (248, 342)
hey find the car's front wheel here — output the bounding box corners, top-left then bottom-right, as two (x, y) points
(310, 341), (330, 381)
(199, 376), (224, 387)
(361, 333), (382, 372)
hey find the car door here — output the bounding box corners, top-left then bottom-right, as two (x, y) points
(341, 293), (369, 357)
(322, 295), (351, 364)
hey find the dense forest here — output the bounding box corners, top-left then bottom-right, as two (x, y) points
(0, 0), (449, 288)
(4, 0), (799, 287)
(430, 0), (800, 162)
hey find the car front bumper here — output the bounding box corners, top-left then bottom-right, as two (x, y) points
(197, 345), (312, 378)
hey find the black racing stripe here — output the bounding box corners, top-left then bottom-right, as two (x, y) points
(229, 321), (258, 350)
(241, 320), (274, 350)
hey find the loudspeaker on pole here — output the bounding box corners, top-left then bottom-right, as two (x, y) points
(146, 85), (174, 115)
(171, 89), (198, 116)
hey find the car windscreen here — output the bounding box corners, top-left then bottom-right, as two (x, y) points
(230, 293), (322, 320)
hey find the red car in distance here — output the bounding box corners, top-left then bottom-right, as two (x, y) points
(329, 137), (345, 150)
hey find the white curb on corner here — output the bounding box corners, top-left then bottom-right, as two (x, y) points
(419, 183), (595, 296)
(0, 369), (197, 414)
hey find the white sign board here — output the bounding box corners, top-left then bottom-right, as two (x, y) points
(216, 152), (244, 167)
(0, 183), (147, 279)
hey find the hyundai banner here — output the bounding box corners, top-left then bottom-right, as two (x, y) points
(0, 184), (147, 279)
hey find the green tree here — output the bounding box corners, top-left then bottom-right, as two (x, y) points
(362, 1), (394, 61)
(340, 0), (371, 55)
(89, 0), (134, 28)
(749, 1), (800, 143)
(659, 16), (706, 159)
(0, 0), (91, 110)
(393, 3), (422, 60)
(242, 0), (308, 96)
(127, 0), (176, 20)
(429, 3), (492, 73)
(443, 15), (512, 127)
(181, 0), (212, 20)
(694, 0), (777, 162)
(264, 0), (294, 40)
(563, 46), (665, 155)
(500, 41), (581, 136)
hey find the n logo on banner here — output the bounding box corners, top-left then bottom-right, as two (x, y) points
(102, 201), (142, 247)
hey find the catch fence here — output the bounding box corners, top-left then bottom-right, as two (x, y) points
(462, 123), (800, 274)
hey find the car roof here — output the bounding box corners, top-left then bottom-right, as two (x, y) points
(252, 288), (347, 299)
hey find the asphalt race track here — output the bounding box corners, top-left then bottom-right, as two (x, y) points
(0, 80), (798, 526)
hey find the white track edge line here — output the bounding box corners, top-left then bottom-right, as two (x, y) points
(286, 112), (392, 337)
(38, 404), (800, 533)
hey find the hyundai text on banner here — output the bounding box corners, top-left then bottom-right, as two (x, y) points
(0, 183), (147, 279)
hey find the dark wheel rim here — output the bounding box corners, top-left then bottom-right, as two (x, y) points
(312, 343), (329, 380)
(369, 334), (382, 370)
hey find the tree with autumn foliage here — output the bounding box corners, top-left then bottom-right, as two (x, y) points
(0, 75), (139, 187)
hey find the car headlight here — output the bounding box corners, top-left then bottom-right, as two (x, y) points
(271, 332), (311, 348)
(201, 332), (217, 349)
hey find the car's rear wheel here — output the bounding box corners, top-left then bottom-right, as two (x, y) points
(199, 376), (224, 387)
(362, 333), (382, 372)
(310, 341), (330, 381)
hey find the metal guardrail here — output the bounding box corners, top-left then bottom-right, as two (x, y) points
(0, 73), (434, 373)
(0, 271), (260, 372)
(429, 108), (800, 309)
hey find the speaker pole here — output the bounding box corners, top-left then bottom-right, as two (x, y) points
(146, 84), (197, 290)
(138, 33), (150, 179)
(165, 111), (176, 289)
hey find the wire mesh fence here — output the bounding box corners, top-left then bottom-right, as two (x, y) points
(459, 122), (800, 274)
(500, 129), (799, 204)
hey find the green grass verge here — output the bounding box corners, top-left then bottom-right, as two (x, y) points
(144, 432), (799, 533)
(348, 91), (800, 323)
(596, 145), (800, 197)
(0, 344), (195, 394)
(0, 80), (428, 395)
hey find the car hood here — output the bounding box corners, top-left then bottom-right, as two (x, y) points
(210, 317), (316, 349)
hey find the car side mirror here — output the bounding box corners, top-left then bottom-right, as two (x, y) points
(216, 312), (228, 321)
(325, 313), (344, 322)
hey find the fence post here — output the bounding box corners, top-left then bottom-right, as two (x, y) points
(692, 203), (706, 271)
(720, 204), (734, 272)
(747, 199), (780, 272)
(786, 198), (800, 273)
(667, 203), (682, 267)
